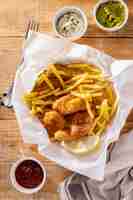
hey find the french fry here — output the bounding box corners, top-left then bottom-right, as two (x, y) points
(23, 92), (37, 100)
(67, 63), (90, 68)
(91, 92), (103, 97)
(58, 70), (70, 77)
(85, 99), (94, 119)
(96, 122), (106, 136)
(23, 92), (38, 107)
(71, 91), (91, 101)
(66, 73), (89, 91)
(49, 64), (65, 88)
(67, 63), (102, 73)
(55, 74), (89, 96)
(37, 88), (51, 95)
(31, 106), (37, 115)
(55, 89), (69, 96)
(37, 88), (60, 99)
(80, 84), (106, 90)
(111, 97), (119, 117)
(65, 74), (85, 84)
(106, 84), (114, 104)
(37, 73), (55, 90)
(97, 121), (106, 128)
(95, 100), (111, 135)
(81, 80), (94, 84)
(32, 100), (53, 106)
(89, 119), (97, 135)
(35, 107), (44, 114)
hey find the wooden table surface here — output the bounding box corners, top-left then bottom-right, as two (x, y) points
(0, 0), (133, 199)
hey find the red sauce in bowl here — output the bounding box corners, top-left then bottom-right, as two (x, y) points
(15, 160), (44, 189)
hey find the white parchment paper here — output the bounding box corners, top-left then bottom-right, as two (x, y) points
(12, 32), (133, 180)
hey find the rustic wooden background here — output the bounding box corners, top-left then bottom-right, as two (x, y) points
(0, 0), (133, 199)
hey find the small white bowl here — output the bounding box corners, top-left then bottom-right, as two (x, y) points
(10, 157), (46, 194)
(93, 0), (128, 32)
(52, 6), (88, 40)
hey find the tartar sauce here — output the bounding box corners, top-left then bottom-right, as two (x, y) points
(56, 12), (84, 37)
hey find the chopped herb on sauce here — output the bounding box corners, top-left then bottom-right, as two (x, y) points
(96, 1), (125, 28)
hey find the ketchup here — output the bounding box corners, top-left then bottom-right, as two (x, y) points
(15, 160), (44, 189)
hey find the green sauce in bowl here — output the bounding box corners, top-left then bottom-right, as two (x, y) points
(96, 1), (125, 28)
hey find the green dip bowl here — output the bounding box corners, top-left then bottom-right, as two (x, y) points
(93, 0), (128, 32)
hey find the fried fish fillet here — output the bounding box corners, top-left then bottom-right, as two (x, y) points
(53, 95), (86, 115)
(54, 112), (93, 142)
(54, 130), (81, 141)
(71, 112), (93, 137)
(43, 111), (65, 136)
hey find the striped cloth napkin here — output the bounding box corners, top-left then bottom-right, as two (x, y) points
(59, 130), (133, 200)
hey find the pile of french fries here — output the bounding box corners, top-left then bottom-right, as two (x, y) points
(23, 63), (118, 140)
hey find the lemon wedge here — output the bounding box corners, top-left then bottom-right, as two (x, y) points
(61, 135), (100, 155)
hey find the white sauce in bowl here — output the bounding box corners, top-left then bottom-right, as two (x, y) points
(56, 12), (85, 37)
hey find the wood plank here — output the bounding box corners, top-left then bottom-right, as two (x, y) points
(0, 37), (22, 94)
(0, 107), (15, 120)
(0, 0), (39, 36)
(77, 37), (133, 59)
(0, 123), (19, 136)
(40, 0), (133, 38)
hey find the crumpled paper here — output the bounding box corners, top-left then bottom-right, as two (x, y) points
(12, 32), (133, 180)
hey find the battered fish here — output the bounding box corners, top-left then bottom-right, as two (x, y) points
(43, 111), (65, 136)
(54, 130), (81, 141)
(54, 112), (93, 142)
(53, 94), (86, 115)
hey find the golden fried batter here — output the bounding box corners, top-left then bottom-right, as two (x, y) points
(72, 111), (92, 125)
(54, 130), (81, 142)
(53, 95), (86, 115)
(43, 111), (65, 136)
(71, 112), (93, 137)
(54, 112), (93, 142)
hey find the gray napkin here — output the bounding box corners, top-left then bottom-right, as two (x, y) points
(59, 131), (133, 200)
